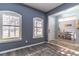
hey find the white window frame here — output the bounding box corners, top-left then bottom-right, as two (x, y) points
(0, 11), (22, 43)
(33, 17), (44, 38)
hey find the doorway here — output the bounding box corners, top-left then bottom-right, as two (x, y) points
(48, 15), (55, 42)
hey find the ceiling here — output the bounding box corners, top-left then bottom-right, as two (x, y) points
(24, 3), (63, 12)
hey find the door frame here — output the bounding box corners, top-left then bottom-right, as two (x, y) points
(48, 15), (55, 42)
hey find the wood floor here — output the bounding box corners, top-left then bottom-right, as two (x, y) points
(0, 43), (79, 56)
(49, 39), (79, 51)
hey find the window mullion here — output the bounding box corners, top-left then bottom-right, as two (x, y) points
(8, 26), (10, 38)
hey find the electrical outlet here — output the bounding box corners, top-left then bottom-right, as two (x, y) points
(25, 40), (28, 43)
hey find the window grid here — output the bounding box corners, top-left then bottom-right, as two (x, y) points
(2, 14), (21, 39)
(33, 17), (43, 38)
(2, 25), (20, 39)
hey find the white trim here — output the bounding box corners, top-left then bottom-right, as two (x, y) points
(0, 41), (45, 54)
(48, 42), (79, 54)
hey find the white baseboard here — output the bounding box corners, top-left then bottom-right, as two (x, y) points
(0, 41), (45, 54)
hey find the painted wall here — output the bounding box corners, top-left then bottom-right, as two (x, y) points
(0, 3), (47, 52)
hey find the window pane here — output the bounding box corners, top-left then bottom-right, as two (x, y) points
(37, 28), (43, 36)
(33, 28), (37, 38)
(3, 14), (10, 25)
(15, 18), (20, 26)
(3, 14), (20, 26)
(9, 16), (20, 26)
(10, 27), (15, 37)
(37, 21), (42, 27)
(2, 26), (9, 39)
(34, 20), (37, 27)
(15, 27), (20, 37)
(9, 18), (15, 25)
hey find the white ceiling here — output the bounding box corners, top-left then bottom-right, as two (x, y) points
(24, 3), (63, 12)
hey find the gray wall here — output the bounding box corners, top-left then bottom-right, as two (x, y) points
(0, 3), (47, 52)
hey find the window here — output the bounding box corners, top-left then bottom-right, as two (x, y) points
(33, 17), (43, 38)
(0, 11), (22, 43)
